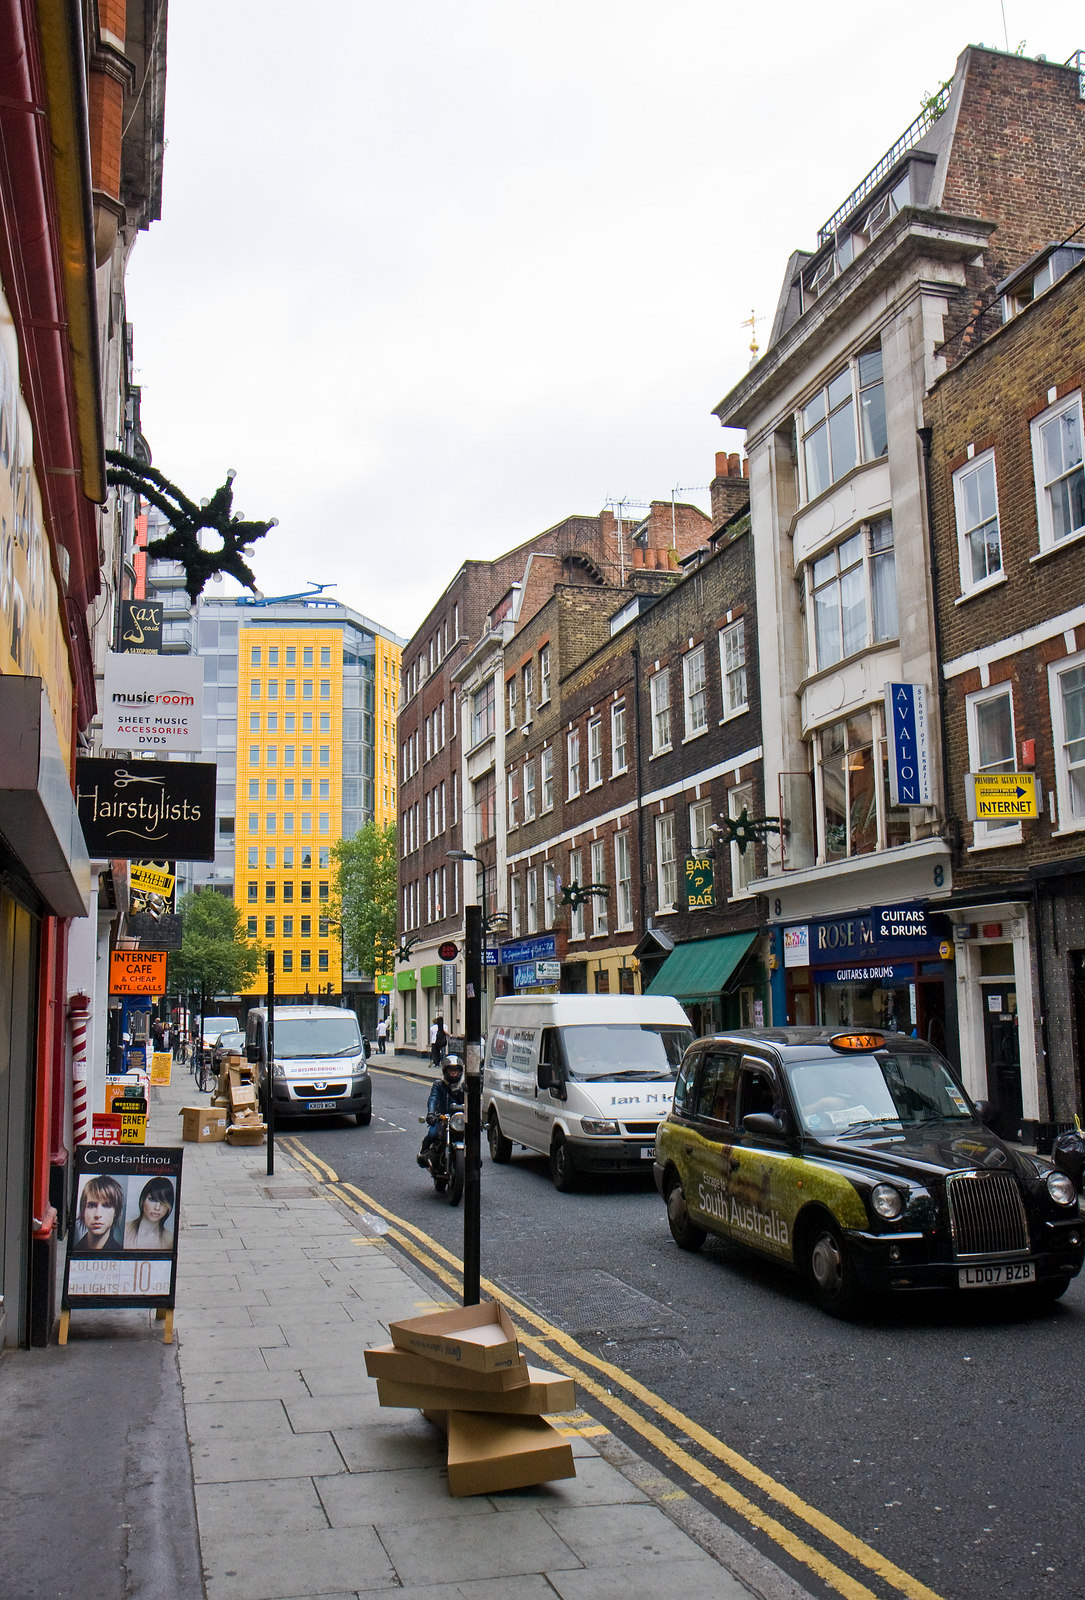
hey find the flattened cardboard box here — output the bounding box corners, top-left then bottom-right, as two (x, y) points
(180, 1105), (227, 1143)
(442, 1410), (576, 1497)
(364, 1341), (530, 1392)
(387, 1301), (524, 1374)
(375, 1364), (575, 1416)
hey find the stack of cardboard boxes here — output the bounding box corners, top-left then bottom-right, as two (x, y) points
(365, 1301), (577, 1496)
(216, 1049), (267, 1145)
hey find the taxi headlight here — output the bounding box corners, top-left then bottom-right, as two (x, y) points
(581, 1118), (620, 1136)
(1047, 1170), (1077, 1206)
(871, 1183), (904, 1221)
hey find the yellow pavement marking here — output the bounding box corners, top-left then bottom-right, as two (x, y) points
(278, 1139), (944, 1600)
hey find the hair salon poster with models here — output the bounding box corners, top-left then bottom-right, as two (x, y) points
(62, 1146), (183, 1310)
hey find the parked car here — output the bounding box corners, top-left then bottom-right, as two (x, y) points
(654, 1027), (1085, 1317)
(210, 1028), (246, 1077)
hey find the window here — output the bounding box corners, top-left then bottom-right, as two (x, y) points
(523, 759), (537, 821)
(809, 517), (896, 672)
(817, 708), (910, 860)
(954, 452), (1002, 591)
(541, 745), (554, 811)
(247, 881), (258, 903)
(507, 767), (520, 829)
(587, 717), (602, 786)
(474, 770), (497, 840)
(318, 847), (330, 868)
(689, 799), (712, 853)
(1051, 652), (1085, 830)
(650, 670), (671, 754)
(320, 680), (330, 701)
(265, 882), (276, 903)
(655, 813), (677, 910)
(300, 950), (311, 972)
(526, 869), (538, 934)
(967, 685), (1018, 844)
(247, 917), (257, 936)
(590, 840), (607, 935)
(471, 678), (495, 744)
(1032, 392), (1085, 551)
(318, 950), (329, 972)
(249, 713), (260, 733)
(303, 647), (313, 667)
(283, 881), (294, 902)
(300, 916), (311, 937)
(264, 916), (275, 938)
(506, 676), (518, 731)
(282, 916), (293, 936)
(683, 646), (707, 737)
(728, 782), (756, 895)
(615, 832), (632, 929)
(567, 728), (581, 798)
(611, 702), (627, 774)
(264, 846), (276, 868)
(267, 679), (278, 701)
(282, 951), (293, 972)
(539, 645), (551, 704)
(321, 646), (331, 666)
(568, 848), (584, 940)
(801, 348), (885, 500)
(300, 881), (311, 902)
(250, 647), (261, 666)
(319, 713), (330, 733)
(543, 862), (556, 927)
(510, 874), (522, 937)
(522, 661), (534, 722)
(719, 621), (747, 718)
(285, 679), (295, 700)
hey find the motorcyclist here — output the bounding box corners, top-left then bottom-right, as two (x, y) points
(417, 1054), (465, 1166)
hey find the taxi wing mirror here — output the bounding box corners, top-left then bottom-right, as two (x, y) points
(742, 1111), (789, 1140)
(971, 1098), (991, 1126)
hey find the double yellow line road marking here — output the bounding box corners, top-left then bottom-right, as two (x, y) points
(281, 1136), (943, 1600)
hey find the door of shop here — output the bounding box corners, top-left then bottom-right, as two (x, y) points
(981, 981), (1022, 1141)
(0, 887), (39, 1349)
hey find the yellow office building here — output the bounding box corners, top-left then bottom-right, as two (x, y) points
(232, 603), (402, 999)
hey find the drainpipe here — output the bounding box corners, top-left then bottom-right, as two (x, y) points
(917, 426), (957, 867)
(631, 642), (647, 944)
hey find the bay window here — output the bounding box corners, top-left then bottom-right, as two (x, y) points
(801, 347), (886, 500)
(816, 707), (910, 861)
(808, 516), (897, 672)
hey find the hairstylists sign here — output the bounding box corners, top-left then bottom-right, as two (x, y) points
(75, 759), (217, 861)
(60, 1146), (184, 1340)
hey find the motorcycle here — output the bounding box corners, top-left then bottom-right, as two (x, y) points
(419, 1099), (466, 1206)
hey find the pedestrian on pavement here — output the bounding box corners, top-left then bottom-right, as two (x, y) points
(376, 1016), (388, 1053)
(430, 1015), (446, 1067)
(150, 1017), (166, 1052)
(73, 1175), (125, 1252)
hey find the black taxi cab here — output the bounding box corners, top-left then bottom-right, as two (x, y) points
(653, 1028), (1085, 1316)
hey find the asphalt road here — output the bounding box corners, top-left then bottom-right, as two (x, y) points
(287, 1066), (1085, 1600)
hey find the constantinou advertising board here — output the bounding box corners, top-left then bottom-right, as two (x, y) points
(62, 1145), (183, 1311)
(102, 652), (204, 750)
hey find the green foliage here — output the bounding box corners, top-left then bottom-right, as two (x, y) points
(331, 823), (398, 979)
(169, 888), (265, 998)
(919, 79), (952, 121)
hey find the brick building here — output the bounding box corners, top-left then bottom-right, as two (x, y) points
(714, 46), (1085, 1133)
(924, 252), (1085, 1135)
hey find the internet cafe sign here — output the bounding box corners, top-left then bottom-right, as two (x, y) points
(75, 759), (217, 861)
(102, 652), (203, 750)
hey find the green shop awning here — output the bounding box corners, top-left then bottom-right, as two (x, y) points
(645, 932), (756, 1002)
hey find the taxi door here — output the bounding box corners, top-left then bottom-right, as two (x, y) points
(680, 1047), (742, 1236)
(726, 1057), (796, 1263)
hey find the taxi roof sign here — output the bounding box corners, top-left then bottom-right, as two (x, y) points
(966, 772), (1038, 821)
(829, 1031), (887, 1053)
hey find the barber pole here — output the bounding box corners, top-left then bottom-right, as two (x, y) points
(69, 993), (91, 1146)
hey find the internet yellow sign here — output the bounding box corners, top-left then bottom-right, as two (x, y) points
(970, 772), (1038, 820)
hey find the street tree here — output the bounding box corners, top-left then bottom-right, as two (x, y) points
(169, 888), (265, 1000)
(332, 822), (397, 978)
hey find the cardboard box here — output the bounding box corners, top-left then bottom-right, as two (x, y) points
(443, 1410), (576, 1497)
(229, 1085), (258, 1112)
(225, 1121), (266, 1144)
(388, 1302), (524, 1375)
(364, 1341), (531, 1392)
(180, 1105), (227, 1143)
(375, 1365), (575, 1416)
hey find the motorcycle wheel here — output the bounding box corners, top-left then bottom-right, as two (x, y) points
(447, 1148), (465, 1207)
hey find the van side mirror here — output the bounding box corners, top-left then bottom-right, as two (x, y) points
(246, 1039), (260, 1065)
(537, 1059), (564, 1096)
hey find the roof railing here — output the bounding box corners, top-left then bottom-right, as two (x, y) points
(816, 84), (951, 247)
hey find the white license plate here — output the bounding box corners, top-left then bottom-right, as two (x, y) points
(958, 1261), (1035, 1289)
(640, 1146), (656, 1160)
(307, 1100), (336, 1111)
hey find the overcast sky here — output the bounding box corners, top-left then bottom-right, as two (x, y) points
(125, 1), (1084, 641)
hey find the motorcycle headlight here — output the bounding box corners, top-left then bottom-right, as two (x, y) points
(449, 1111), (466, 1133)
(1047, 1170), (1077, 1207)
(871, 1183), (904, 1221)
(581, 1118), (620, 1136)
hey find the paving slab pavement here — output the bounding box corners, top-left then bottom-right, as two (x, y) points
(0, 1050), (813, 1600)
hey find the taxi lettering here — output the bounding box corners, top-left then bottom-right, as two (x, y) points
(729, 1198), (789, 1246)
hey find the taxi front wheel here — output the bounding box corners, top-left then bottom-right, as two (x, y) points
(805, 1220), (861, 1317)
(666, 1177), (706, 1253)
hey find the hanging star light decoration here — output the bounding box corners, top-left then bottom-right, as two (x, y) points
(106, 452), (277, 603)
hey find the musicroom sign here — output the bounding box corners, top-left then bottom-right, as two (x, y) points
(103, 653), (204, 750)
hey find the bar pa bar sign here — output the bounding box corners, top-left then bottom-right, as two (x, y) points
(884, 683), (932, 806)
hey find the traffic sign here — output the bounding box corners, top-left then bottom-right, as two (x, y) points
(967, 772), (1038, 820)
(437, 940), (459, 961)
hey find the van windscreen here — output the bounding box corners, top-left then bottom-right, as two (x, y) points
(274, 1015), (362, 1059)
(557, 1025), (693, 1081)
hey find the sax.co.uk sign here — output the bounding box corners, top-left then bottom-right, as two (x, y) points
(102, 653), (204, 750)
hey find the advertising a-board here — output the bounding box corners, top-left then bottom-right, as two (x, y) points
(62, 1145), (183, 1311)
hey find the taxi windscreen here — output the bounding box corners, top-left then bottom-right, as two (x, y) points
(556, 1025), (693, 1081)
(787, 1048), (974, 1134)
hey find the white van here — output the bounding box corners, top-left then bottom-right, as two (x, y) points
(482, 994), (693, 1190)
(246, 1005), (371, 1126)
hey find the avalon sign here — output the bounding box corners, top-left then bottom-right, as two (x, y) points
(884, 683), (933, 806)
(75, 759), (217, 861)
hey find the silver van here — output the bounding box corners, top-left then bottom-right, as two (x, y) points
(246, 1005), (371, 1126)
